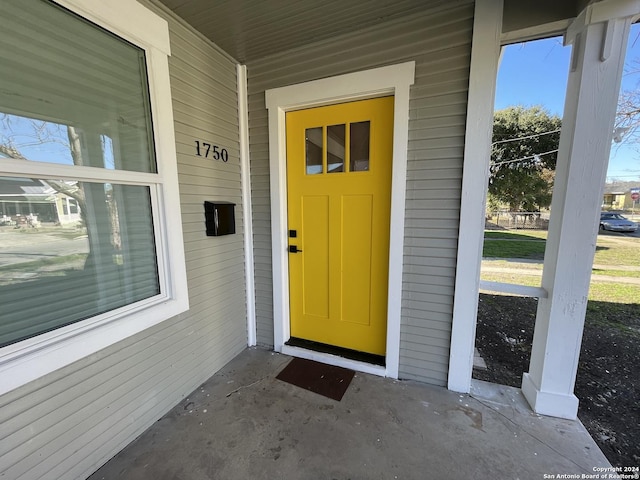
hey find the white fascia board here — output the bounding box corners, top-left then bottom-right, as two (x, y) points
(501, 19), (572, 45)
(588, 0), (640, 24)
(567, 0), (640, 46)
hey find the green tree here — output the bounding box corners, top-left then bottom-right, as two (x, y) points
(489, 106), (562, 211)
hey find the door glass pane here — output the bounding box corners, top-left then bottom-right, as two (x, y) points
(0, 177), (159, 347)
(327, 124), (345, 173)
(305, 127), (323, 175)
(0, 0), (156, 173)
(350, 121), (370, 172)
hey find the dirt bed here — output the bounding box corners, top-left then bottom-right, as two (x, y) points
(474, 293), (639, 468)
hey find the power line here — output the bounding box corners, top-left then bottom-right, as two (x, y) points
(492, 129), (561, 146)
(491, 149), (559, 167)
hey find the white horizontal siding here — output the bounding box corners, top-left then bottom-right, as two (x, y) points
(247, 1), (473, 384)
(0, 2), (246, 479)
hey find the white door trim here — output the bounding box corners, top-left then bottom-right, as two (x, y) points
(265, 61), (415, 378)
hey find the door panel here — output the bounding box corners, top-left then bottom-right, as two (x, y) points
(301, 195), (329, 318)
(286, 96), (393, 356)
(341, 194), (373, 326)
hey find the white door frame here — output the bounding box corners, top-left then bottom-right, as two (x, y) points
(265, 62), (415, 378)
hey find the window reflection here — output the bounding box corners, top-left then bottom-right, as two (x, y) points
(0, 113), (151, 172)
(303, 121), (371, 175)
(0, 0), (163, 349)
(327, 124), (345, 173)
(350, 121), (370, 171)
(0, 177), (159, 347)
(305, 127), (323, 175)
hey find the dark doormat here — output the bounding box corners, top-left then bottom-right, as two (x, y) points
(276, 357), (355, 401)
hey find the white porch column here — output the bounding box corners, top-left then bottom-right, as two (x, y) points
(448, 0), (503, 393)
(522, 0), (637, 420)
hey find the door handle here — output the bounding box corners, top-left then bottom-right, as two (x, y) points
(289, 245), (303, 253)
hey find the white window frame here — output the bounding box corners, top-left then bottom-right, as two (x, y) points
(0, 0), (188, 395)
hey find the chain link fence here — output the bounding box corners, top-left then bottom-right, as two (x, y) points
(485, 211), (550, 230)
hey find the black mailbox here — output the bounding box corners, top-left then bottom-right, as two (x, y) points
(204, 201), (236, 236)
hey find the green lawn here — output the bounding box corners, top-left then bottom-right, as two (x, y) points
(480, 271), (541, 288)
(593, 243), (640, 267)
(587, 282), (640, 304)
(484, 230), (548, 240)
(482, 228), (640, 304)
(480, 271), (640, 304)
(483, 239), (546, 259)
(0, 254), (88, 273)
(483, 229), (640, 267)
(14, 226), (86, 240)
(591, 268), (640, 278)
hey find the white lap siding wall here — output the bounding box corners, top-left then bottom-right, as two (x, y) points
(0, 3), (247, 479)
(248, 1), (473, 386)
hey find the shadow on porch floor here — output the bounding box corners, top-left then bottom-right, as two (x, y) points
(89, 347), (611, 480)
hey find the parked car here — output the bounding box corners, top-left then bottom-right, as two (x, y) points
(599, 212), (638, 232)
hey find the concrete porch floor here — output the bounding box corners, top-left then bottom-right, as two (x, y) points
(89, 348), (611, 480)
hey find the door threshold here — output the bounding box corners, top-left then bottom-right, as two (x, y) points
(281, 343), (387, 378)
(286, 337), (385, 366)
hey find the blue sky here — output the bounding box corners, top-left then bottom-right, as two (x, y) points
(495, 24), (640, 182)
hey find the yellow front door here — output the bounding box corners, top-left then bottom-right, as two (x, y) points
(286, 96), (393, 356)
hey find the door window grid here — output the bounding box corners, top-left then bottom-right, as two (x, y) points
(327, 124), (345, 173)
(305, 121), (370, 174)
(305, 127), (323, 175)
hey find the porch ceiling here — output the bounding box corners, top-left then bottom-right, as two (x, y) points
(153, 0), (468, 63)
(153, 0), (587, 63)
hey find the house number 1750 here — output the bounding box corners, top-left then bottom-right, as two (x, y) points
(195, 141), (229, 162)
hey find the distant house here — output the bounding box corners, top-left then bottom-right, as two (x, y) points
(602, 183), (640, 210)
(0, 177), (55, 223)
(53, 191), (82, 225)
(602, 190), (627, 210)
(0, 177), (81, 225)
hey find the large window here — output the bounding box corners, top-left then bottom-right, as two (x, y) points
(0, 0), (187, 391)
